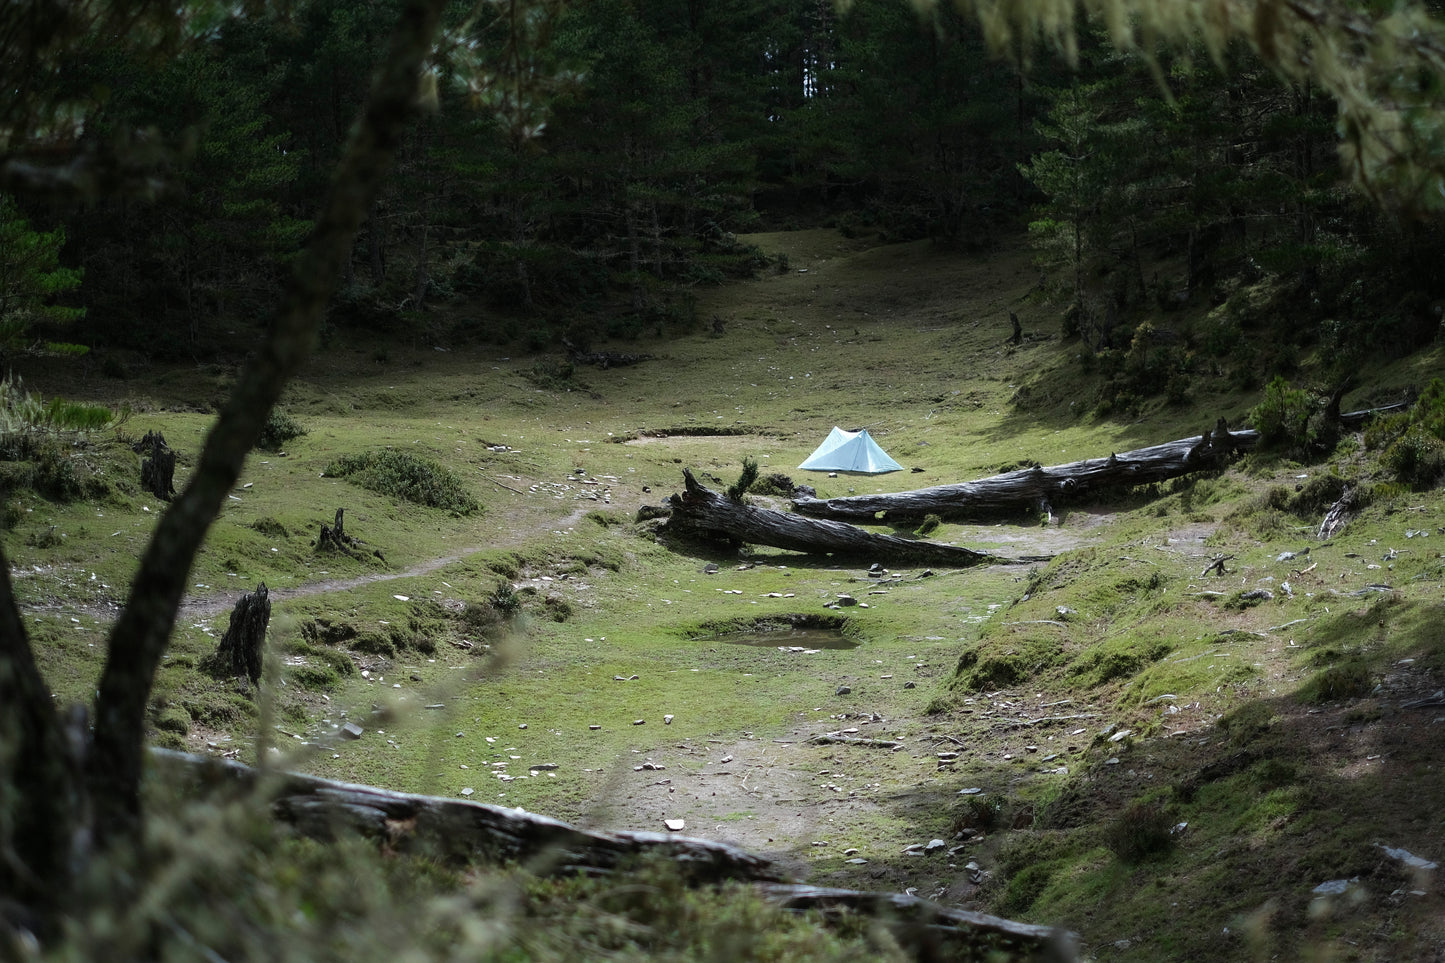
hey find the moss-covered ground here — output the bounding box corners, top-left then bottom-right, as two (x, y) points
(7, 228), (1445, 960)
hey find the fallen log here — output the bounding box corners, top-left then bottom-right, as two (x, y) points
(757, 884), (1077, 962)
(794, 403), (1409, 525)
(794, 420), (1257, 524)
(664, 469), (1032, 566)
(150, 749), (1076, 959)
(151, 748), (778, 883)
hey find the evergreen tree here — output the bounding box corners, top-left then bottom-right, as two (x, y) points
(0, 194), (84, 363)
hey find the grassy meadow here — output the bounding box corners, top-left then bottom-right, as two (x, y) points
(7, 228), (1445, 960)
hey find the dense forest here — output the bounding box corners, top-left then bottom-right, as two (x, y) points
(5, 0), (1442, 381)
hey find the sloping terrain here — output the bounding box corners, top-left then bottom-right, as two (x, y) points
(8, 228), (1445, 960)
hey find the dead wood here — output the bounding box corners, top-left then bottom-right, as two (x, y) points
(210, 584), (270, 683)
(807, 734), (904, 749)
(151, 748), (781, 882)
(136, 430), (176, 501)
(757, 884), (1076, 961)
(316, 508), (384, 562)
(1318, 487), (1356, 539)
(664, 470), (1034, 566)
(148, 749), (1074, 959)
(793, 420), (1257, 524)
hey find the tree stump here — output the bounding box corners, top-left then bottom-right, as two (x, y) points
(137, 430), (176, 501)
(212, 584), (270, 683)
(317, 508), (384, 562)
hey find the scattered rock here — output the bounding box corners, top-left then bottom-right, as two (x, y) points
(702, 563), (719, 574)
(846, 857), (869, 865)
(589, 724), (601, 730)
(925, 839), (947, 854)
(903, 681), (916, 689)
(528, 763), (558, 772)
(835, 594), (858, 607)
(518, 723), (528, 730)
(633, 719), (645, 725)
(1377, 844), (1439, 873)
(341, 722), (364, 740)
(460, 787), (474, 796)
(664, 819), (686, 832)
(835, 685), (852, 695)
(664, 714), (674, 725)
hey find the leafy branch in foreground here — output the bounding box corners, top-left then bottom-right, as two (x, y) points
(936, 0), (1445, 215)
(0, 0), (450, 940)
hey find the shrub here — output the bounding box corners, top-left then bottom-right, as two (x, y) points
(726, 456), (759, 503)
(257, 410), (307, 452)
(1383, 425), (1445, 489)
(915, 514), (942, 536)
(1248, 376), (1314, 451)
(747, 472), (795, 497)
(324, 449), (480, 515)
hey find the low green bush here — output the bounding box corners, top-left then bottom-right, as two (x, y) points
(324, 449), (480, 515)
(257, 410), (307, 452)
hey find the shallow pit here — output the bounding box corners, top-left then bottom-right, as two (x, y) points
(689, 614), (860, 650)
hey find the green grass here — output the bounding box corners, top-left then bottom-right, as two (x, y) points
(7, 228), (1445, 960)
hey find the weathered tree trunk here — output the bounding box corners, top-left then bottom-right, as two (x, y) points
(0, 0), (448, 938)
(317, 508), (383, 561)
(211, 584), (270, 683)
(757, 884), (1075, 962)
(663, 470), (1030, 566)
(137, 430), (176, 501)
(150, 748), (1075, 960)
(794, 421), (1258, 524)
(793, 405), (1406, 526)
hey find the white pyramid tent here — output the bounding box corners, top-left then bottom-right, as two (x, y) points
(798, 427), (902, 473)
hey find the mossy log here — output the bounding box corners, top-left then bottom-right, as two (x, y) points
(149, 749), (1074, 959)
(665, 469), (1024, 566)
(793, 421), (1258, 524)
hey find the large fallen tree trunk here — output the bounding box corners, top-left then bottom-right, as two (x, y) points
(153, 747), (778, 883)
(151, 749), (1075, 959)
(664, 469), (1033, 566)
(794, 405), (1406, 525)
(794, 420), (1258, 524)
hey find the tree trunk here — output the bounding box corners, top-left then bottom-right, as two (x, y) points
(662, 470), (1030, 566)
(793, 421), (1258, 525)
(0, 0), (445, 933)
(137, 430), (176, 501)
(211, 584), (271, 684)
(791, 406), (1403, 526)
(84, 0), (448, 850)
(149, 748), (1075, 960)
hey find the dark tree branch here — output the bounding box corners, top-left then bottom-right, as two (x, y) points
(0, 543), (83, 932)
(86, 0), (449, 846)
